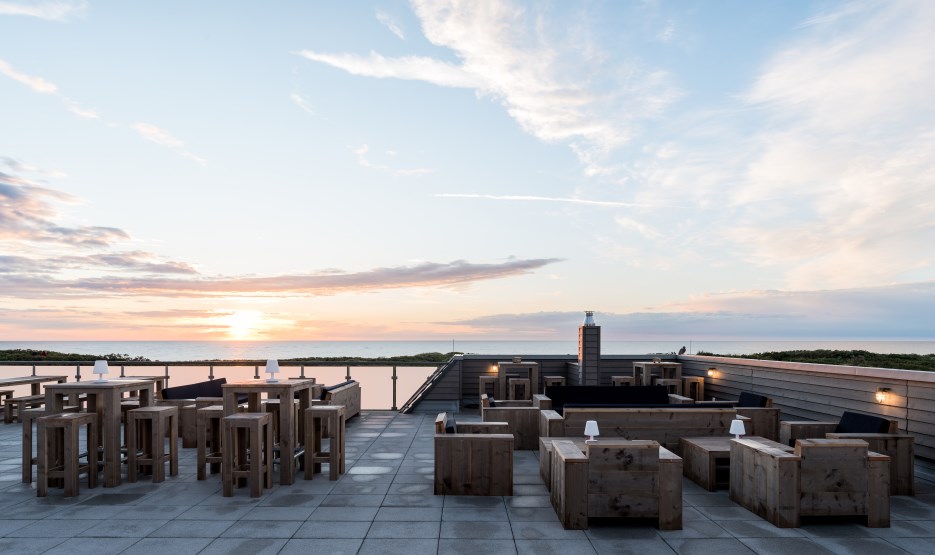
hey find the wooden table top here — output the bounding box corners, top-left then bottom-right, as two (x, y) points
(680, 435), (792, 455)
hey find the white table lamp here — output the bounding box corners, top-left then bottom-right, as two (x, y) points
(729, 419), (746, 439)
(584, 420), (600, 444)
(265, 359), (280, 383)
(93, 360), (109, 382)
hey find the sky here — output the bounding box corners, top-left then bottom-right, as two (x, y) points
(1, 0), (934, 342)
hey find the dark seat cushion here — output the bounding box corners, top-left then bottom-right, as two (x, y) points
(444, 413), (457, 434)
(544, 385), (671, 415)
(160, 377), (226, 400)
(835, 411), (892, 434)
(736, 392), (770, 408)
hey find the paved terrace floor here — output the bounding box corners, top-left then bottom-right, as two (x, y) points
(2, 411), (935, 555)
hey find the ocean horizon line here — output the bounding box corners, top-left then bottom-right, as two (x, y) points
(2, 339), (933, 361)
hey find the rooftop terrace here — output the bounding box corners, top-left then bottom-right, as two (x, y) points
(2, 410), (935, 555)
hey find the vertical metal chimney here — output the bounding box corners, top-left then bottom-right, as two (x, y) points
(578, 311), (601, 385)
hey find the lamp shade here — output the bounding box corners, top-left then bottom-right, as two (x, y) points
(92, 360), (109, 382)
(265, 359), (280, 382)
(584, 419), (600, 443)
(729, 419), (746, 439)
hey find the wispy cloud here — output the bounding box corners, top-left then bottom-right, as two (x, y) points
(436, 193), (660, 209)
(299, 0), (680, 175)
(0, 58), (57, 93)
(132, 123), (207, 166)
(352, 144), (432, 177)
(0, 0), (86, 21)
(0, 58), (204, 165)
(290, 93), (315, 115)
(376, 9), (405, 40)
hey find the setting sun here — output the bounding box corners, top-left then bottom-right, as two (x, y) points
(221, 310), (265, 340)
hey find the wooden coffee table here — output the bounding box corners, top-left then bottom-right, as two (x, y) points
(680, 435), (792, 491)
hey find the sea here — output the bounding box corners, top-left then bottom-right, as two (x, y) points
(1, 340), (933, 361)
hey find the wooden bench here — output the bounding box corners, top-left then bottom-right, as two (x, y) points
(4, 394), (45, 424)
(730, 437), (890, 528)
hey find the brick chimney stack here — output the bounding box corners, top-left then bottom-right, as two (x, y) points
(578, 311), (601, 385)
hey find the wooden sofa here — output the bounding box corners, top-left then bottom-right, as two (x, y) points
(434, 412), (513, 496)
(157, 378), (229, 448)
(540, 406), (744, 455)
(550, 439), (682, 530)
(730, 437), (890, 528)
(317, 380), (361, 419)
(697, 392), (781, 441)
(780, 411), (913, 495)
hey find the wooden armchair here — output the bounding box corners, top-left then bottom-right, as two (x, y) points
(780, 411), (913, 495)
(480, 394), (550, 450)
(730, 437), (890, 528)
(550, 439), (682, 530)
(434, 412), (514, 496)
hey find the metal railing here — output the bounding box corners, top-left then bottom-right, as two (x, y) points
(0, 359), (445, 411)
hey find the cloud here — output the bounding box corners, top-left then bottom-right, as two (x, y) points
(442, 281), (935, 340)
(0, 0), (86, 21)
(352, 144), (433, 176)
(290, 93), (315, 115)
(0, 257), (563, 299)
(0, 58), (203, 164)
(299, 0), (680, 174)
(0, 252), (198, 275)
(132, 123), (207, 165)
(0, 166), (130, 248)
(436, 193), (660, 209)
(0, 58), (58, 93)
(376, 9), (405, 40)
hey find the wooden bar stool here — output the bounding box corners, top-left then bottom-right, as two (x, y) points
(653, 378), (683, 396)
(543, 376), (566, 389)
(197, 405), (224, 480)
(304, 405), (346, 480)
(222, 413), (273, 497)
(508, 377), (531, 400)
(611, 376), (635, 387)
(683, 377), (705, 401)
(36, 412), (98, 497)
(22, 406), (78, 484)
(478, 376), (499, 399)
(127, 405), (178, 483)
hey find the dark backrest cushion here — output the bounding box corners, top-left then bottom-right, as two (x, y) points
(544, 385), (670, 414)
(444, 413), (457, 434)
(564, 402), (736, 409)
(321, 380), (358, 400)
(736, 392), (770, 408)
(835, 411), (892, 434)
(160, 377), (226, 400)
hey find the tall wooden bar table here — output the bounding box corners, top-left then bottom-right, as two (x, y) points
(497, 361), (539, 399)
(43, 378), (155, 487)
(222, 378), (317, 485)
(632, 361), (682, 386)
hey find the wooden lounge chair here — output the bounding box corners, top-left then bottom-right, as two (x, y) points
(433, 412), (513, 496)
(550, 439), (682, 530)
(730, 437), (890, 528)
(780, 411), (914, 495)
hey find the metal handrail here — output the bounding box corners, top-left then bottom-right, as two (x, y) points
(0, 359), (444, 411)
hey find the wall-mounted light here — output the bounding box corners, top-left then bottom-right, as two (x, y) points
(707, 367), (717, 378)
(875, 387), (891, 404)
